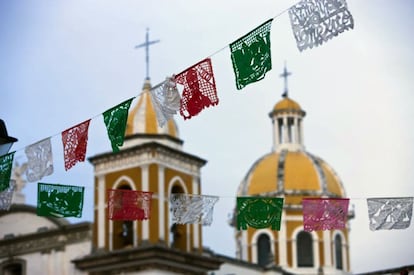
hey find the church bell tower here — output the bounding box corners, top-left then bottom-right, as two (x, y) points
(89, 78), (207, 253)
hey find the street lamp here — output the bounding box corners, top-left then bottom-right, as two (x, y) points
(0, 119), (18, 156)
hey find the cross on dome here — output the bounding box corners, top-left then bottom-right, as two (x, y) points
(280, 62), (291, 98)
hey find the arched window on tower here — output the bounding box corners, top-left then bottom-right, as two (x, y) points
(170, 184), (187, 251)
(113, 185), (134, 250)
(257, 234), (271, 267)
(297, 231), (313, 267)
(334, 234), (343, 269)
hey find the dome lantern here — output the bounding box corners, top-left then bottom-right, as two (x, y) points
(269, 65), (306, 152)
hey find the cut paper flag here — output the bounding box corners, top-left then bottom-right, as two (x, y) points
(103, 98), (134, 152)
(230, 19), (273, 90)
(0, 180), (15, 210)
(24, 138), (53, 182)
(108, 189), (153, 221)
(150, 77), (181, 127)
(62, 119), (91, 171)
(237, 197), (284, 230)
(367, 197), (413, 231)
(175, 58), (218, 120)
(0, 151), (15, 192)
(170, 194), (219, 226)
(289, 0), (354, 52)
(37, 182), (84, 218)
(302, 198), (349, 232)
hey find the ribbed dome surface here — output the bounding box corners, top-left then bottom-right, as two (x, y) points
(237, 150), (345, 204)
(125, 80), (179, 138)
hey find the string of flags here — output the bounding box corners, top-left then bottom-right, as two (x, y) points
(237, 197), (284, 230)
(367, 197), (413, 230)
(103, 98), (134, 153)
(2, 1), (412, 233)
(170, 193), (219, 226)
(3, 181), (413, 233)
(37, 182), (85, 218)
(302, 198), (349, 232)
(0, 0), (356, 180)
(0, 152), (14, 192)
(0, 181), (15, 211)
(288, 0), (354, 51)
(230, 19), (273, 90)
(150, 77), (181, 127)
(107, 189), (152, 221)
(24, 138), (54, 182)
(62, 120), (91, 171)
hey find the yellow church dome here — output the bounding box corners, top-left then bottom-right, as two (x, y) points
(125, 79), (179, 139)
(237, 150), (346, 204)
(233, 67), (352, 272)
(238, 94), (346, 206)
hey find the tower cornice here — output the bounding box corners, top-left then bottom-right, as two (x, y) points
(89, 142), (206, 177)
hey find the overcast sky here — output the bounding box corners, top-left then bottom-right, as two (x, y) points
(1, 0), (413, 273)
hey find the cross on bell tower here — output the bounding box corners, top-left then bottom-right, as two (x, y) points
(135, 28), (160, 80)
(280, 62), (291, 98)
